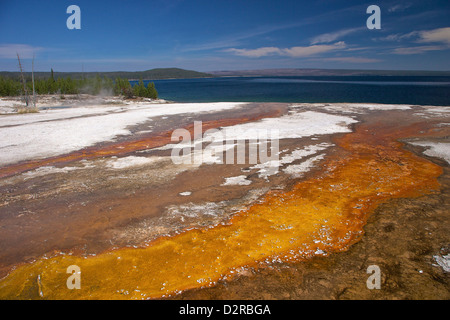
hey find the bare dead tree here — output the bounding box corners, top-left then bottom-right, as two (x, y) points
(17, 53), (29, 107)
(32, 54), (36, 108)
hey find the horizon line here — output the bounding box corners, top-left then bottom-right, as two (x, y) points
(1, 67), (450, 73)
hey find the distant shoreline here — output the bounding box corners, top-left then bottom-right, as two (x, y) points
(2, 67), (450, 81)
(208, 68), (450, 77)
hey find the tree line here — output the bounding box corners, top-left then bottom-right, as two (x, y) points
(0, 71), (158, 99)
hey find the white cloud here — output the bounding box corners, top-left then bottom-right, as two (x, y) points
(310, 27), (363, 44)
(322, 57), (381, 63)
(225, 47), (282, 58)
(376, 27), (450, 55)
(418, 27), (450, 45)
(225, 42), (346, 58)
(392, 45), (444, 55)
(283, 42), (346, 57)
(388, 3), (412, 13)
(182, 21), (306, 52)
(375, 31), (419, 42)
(377, 28), (450, 46)
(0, 44), (44, 59)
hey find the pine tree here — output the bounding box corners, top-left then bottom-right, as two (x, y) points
(93, 75), (102, 95)
(147, 82), (158, 99)
(114, 78), (132, 97)
(133, 78), (146, 97)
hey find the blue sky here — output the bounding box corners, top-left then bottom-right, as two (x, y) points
(0, 0), (449, 72)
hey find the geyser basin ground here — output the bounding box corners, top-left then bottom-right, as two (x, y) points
(0, 98), (448, 299)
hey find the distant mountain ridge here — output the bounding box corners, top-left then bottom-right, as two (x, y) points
(0, 68), (214, 80)
(209, 68), (450, 77)
(2, 67), (450, 80)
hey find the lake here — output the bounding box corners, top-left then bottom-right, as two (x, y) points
(132, 76), (450, 106)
